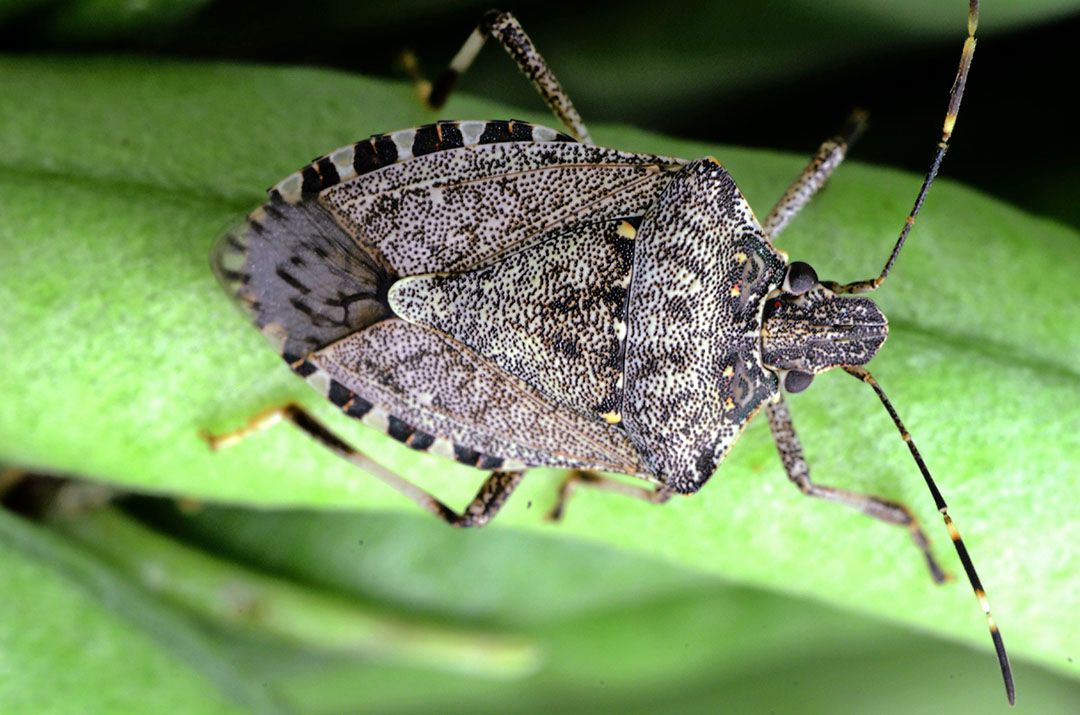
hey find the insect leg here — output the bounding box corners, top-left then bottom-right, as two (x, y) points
(765, 394), (947, 583)
(761, 110), (867, 241)
(826, 0), (979, 295)
(407, 10), (592, 143)
(548, 470), (672, 521)
(202, 403), (524, 528)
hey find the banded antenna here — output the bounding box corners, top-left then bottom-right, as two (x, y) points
(839, 1), (1012, 703)
(844, 365), (1014, 706)
(826, 0), (981, 296)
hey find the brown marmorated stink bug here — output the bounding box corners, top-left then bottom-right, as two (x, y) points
(206, 0), (1013, 703)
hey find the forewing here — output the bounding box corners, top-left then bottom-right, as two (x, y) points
(388, 217), (638, 420)
(312, 319), (646, 473)
(317, 136), (682, 275)
(211, 201), (393, 360)
(213, 120), (681, 362)
(211, 121), (677, 474)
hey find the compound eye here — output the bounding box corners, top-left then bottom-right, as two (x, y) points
(784, 370), (814, 393)
(784, 261), (818, 295)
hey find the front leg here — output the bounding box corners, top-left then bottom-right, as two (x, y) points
(765, 394), (946, 583)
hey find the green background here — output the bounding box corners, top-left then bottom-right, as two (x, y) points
(1, 1), (1078, 713)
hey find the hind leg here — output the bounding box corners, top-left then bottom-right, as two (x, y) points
(403, 10), (591, 142)
(203, 404), (524, 527)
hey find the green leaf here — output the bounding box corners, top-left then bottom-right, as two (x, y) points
(55, 501), (1080, 714)
(49, 505), (541, 678)
(0, 508), (275, 713)
(1, 55), (1077, 690)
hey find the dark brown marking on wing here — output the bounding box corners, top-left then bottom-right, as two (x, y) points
(275, 266), (311, 294)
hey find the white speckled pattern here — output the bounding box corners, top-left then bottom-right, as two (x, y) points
(623, 159), (786, 492)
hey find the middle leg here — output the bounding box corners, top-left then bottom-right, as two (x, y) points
(548, 470), (672, 521)
(762, 110), (867, 241)
(766, 394), (946, 583)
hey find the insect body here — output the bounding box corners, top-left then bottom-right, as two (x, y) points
(209, 2), (1013, 703)
(220, 139), (790, 486)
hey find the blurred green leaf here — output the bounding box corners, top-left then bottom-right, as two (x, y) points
(0, 507), (275, 713)
(20, 499), (1080, 714)
(135, 498), (709, 626)
(0, 0), (49, 22)
(50, 505), (540, 677)
(51, 0), (211, 39)
(0, 56), (1078, 696)
(146, 503), (1080, 715)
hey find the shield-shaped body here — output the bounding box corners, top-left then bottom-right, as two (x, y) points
(213, 120), (786, 493)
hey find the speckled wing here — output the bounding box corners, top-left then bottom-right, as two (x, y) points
(213, 122), (682, 362)
(318, 138), (681, 275)
(622, 159), (788, 493)
(211, 200), (395, 360)
(313, 319), (645, 474)
(388, 217), (636, 421)
(212, 121), (680, 475)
